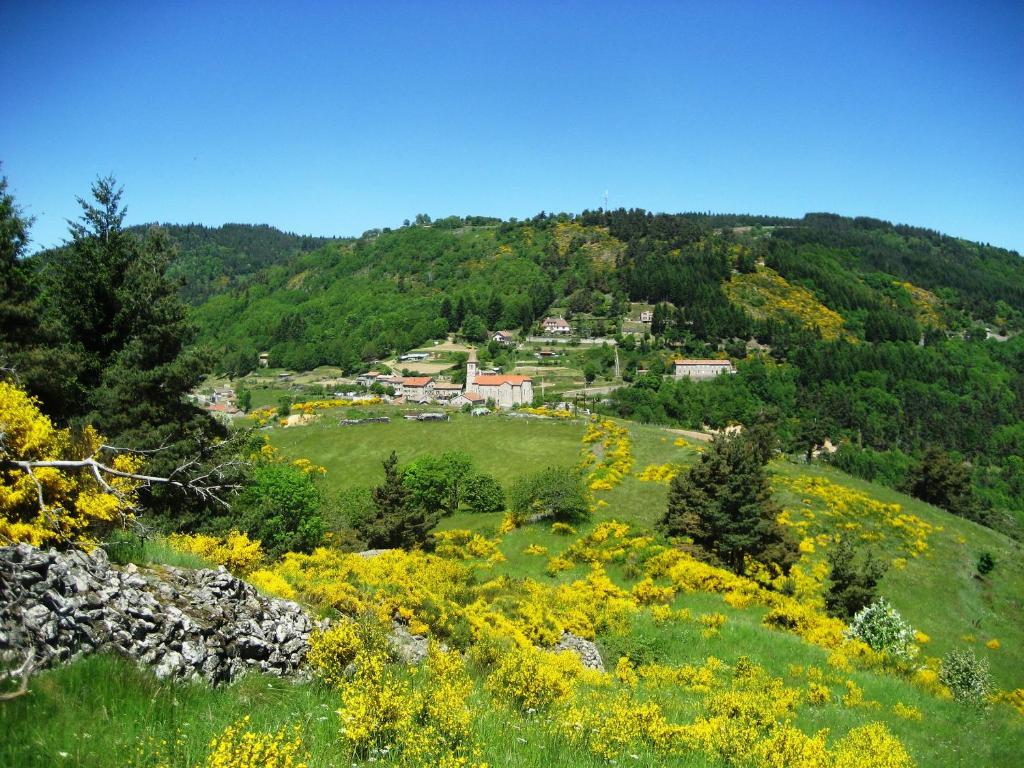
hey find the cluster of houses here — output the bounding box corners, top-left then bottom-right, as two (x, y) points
(193, 386), (241, 416)
(357, 349), (534, 409)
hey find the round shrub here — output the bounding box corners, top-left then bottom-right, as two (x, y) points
(843, 597), (918, 662)
(940, 647), (992, 703)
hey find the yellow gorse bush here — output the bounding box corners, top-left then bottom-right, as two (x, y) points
(167, 530), (265, 574)
(580, 418), (633, 493)
(203, 717), (308, 768)
(0, 380), (141, 548)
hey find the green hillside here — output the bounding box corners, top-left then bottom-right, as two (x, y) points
(4, 410), (1023, 768)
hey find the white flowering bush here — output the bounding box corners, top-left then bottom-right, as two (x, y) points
(843, 597), (918, 662)
(940, 648), (992, 703)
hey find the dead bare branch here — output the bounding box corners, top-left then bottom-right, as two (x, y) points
(0, 649), (36, 702)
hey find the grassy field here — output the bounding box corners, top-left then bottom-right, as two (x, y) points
(3, 410), (1023, 767)
(269, 409), (1024, 690)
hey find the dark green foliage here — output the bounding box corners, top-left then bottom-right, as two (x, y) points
(357, 451), (437, 549)
(402, 451), (473, 515)
(977, 551), (996, 576)
(659, 433), (798, 575)
(277, 396), (292, 418)
(464, 473), (506, 514)
(904, 447), (980, 522)
(824, 537), (887, 619)
(236, 463), (325, 559)
(0, 174), (37, 362)
(510, 466), (589, 523)
(236, 389), (252, 412)
(134, 222), (339, 305)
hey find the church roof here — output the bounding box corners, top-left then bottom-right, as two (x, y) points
(472, 375), (532, 386)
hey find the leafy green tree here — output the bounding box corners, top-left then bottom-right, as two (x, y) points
(824, 537), (887, 619)
(277, 395), (292, 418)
(510, 467), (589, 523)
(237, 463), (325, 559)
(236, 389), (252, 412)
(402, 451), (473, 515)
(357, 451), (437, 549)
(462, 313), (487, 342)
(464, 473), (505, 513)
(659, 433), (797, 575)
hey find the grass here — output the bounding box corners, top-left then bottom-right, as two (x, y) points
(270, 410), (587, 490)
(5, 412), (1024, 766)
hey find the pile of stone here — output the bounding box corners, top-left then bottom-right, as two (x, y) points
(553, 630), (605, 671)
(0, 544), (313, 684)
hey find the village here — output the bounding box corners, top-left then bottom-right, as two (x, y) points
(191, 309), (737, 420)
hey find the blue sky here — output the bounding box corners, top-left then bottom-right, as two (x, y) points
(3, 1), (1023, 252)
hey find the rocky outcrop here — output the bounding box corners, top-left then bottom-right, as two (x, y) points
(0, 544), (313, 684)
(388, 621), (430, 665)
(553, 631), (605, 672)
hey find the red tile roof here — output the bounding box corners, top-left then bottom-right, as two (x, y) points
(472, 375), (532, 386)
(401, 377), (434, 386)
(460, 392), (486, 402)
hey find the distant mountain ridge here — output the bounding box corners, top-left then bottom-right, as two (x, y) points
(127, 222), (345, 304)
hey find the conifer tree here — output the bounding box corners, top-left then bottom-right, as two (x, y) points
(659, 433), (797, 575)
(359, 451), (437, 549)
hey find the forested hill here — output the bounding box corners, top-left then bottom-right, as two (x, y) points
(128, 222), (345, 304)
(191, 209), (1024, 374)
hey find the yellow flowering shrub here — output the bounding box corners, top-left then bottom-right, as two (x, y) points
(433, 529), (504, 562)
(636, 463), (680, 484)
(167, 530), (265, 574)
(486, 646), (581, 710)
(777, 476), (937, 559)
(521, 406), (575, 419)
(203, 717), (307, 768)
(306, 619), (365, 687)
(292, 397), (381, 415)
(247, 568), (297, 600)
(579, 418), (633, 492)
(0, 380), (141, 548)
(831, 722), (915, 768)
(892, 702), (923, 721)
(725, 267), (849, 340)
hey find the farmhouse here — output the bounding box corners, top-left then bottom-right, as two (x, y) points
(399, 352), (429, 362)
(639, 310), (653, 323)
(673, 359), (735, 380)
(451, 391), (486, 408)
(400, 376), (435, 402)
(431, 383), (463, 402)
(542, 317), (571, 334)
(463, 349), (533, 408)
(493, 330), (514, 345)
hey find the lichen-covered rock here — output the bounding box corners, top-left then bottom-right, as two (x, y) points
(388, 621), (429, 665)
(0, 544), (313, 685)
(553, 631), (605, 672)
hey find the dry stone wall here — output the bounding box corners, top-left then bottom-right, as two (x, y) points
(0, 544), (313, 684)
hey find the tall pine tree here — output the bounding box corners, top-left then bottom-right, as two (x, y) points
(659, 432), (797, 575)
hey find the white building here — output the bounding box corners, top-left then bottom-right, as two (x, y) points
(493, 330), (514, 345)
(400, 376), (435, 402)
(542, 317), (571, 334)
(463, 349), (533, 408)
(673, 359), (735, 380)
(639, 310), (653, 323)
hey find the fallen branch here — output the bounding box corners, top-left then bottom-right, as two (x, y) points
(0, 649), (35, 702)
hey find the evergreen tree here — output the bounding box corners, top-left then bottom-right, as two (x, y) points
(824, 537), (887, 619)
(904, 447), (978, 521)
(659, 433), (797, 575)
(34, 177), (213, 445)
(358, 451), (437, 549)
(0, 174), (46, 387)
